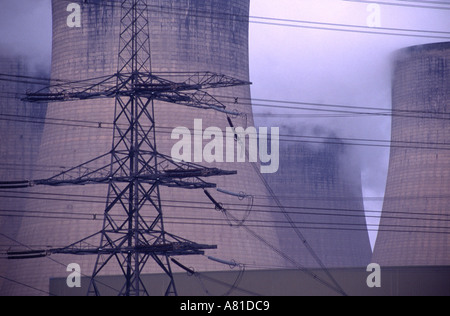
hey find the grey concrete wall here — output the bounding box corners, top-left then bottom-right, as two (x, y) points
(373, 42), (450, 266)
(264, 127), (372, 268)
(0, 54), (47, 292)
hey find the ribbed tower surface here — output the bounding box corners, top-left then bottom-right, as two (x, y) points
(4, 0), (286, 295)
(372, 42), (450, 266)
(264, 127), (372, 268)
(0, 54), (47, 293)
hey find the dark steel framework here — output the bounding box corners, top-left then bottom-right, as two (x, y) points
(4, 0), (249, 296)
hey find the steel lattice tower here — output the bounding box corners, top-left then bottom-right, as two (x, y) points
(3, 0), (250, 296)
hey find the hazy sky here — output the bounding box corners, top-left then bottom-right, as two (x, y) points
(249, 0), (450, 248)
(1, 0), (449, 248)
(0, 0), (52, 69)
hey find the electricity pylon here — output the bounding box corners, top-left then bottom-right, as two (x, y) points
(4, 0), (249, 296)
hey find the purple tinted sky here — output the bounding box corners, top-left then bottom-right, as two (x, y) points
(250, 0), (449, 248)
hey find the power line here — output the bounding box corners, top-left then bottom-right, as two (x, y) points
(76, 0), (450, 39)
(225, 96), (450, 119)
(1, 207), (448, 232)
(1, 215), (449, 238)
(0, 217), (344, 297)
(195, 199), (348, 296)
(1, 116), (449, 153)
(401, 0), (450, 6)
(249, 101), (450, 121)
(0, 120), (447, 152)
(177, 259), (262, 297)
(0, 190), (351, 297)
(3, 72), (450, 121)
(0, 209), (447, 234)
(0, 189), (448, 295)
(0, 186), (425, 203)
(0, 190), (448, 221)
(0, 234), (252, 298)
(0, 232), (121, 295)
(343, 0), (450, 10)
(1, 110), (450, 152)
(0, 0), (446, 296)
(228, 117), (348, 294)
(1, 178), (447, 238)
(0, 274), (56, 296)
(1, 198), (449, 225)
(248, 17), (450, 40)
(2, 94), (449, 124)
(2, 73), (450, 123)
(399, 0), (450, 5)
(0, 196), (450, 228)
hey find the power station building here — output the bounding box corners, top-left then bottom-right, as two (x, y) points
(372, 42), (450, 266)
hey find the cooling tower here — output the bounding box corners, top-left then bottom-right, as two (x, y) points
(372, 42), (450, 266)
(3, 0), (285, 295)
(263, 126), (372, 268)
(0, 54), (47, 291)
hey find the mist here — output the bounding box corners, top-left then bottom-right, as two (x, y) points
(0, 0), (52, 73)
(249, 0), (450, 248)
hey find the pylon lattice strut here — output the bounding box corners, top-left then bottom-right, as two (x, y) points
(6, 0), (250, 296)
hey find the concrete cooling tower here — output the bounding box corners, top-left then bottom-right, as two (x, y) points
(372, 42), (450, 266)
(263, 127), (372, 268)
(0, 54), (47, 290)
(2, 0), (286, 295)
